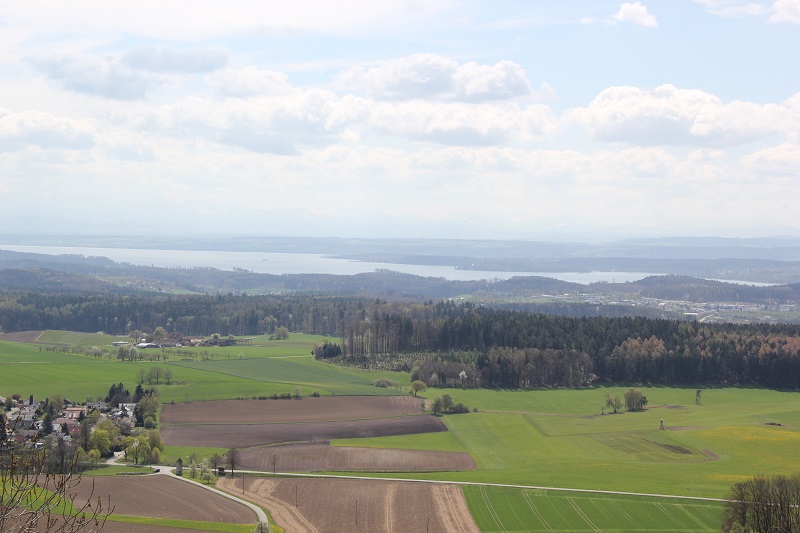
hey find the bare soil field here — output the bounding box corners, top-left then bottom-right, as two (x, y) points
(161, 395), (423, 425)
(217, 477), (480, 533)
(68, 475), (255, 524)
(161, 414), (447, 448)
(0, 330), (42, 342)
(240, 442), (476, 472)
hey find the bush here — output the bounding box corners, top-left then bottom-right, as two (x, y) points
(373, 378), (398, 388)
(310, 390), (321, 397)
(624, 387), (648, 411)
(312, 340), (342, 359)
(451, 403), (470, 414)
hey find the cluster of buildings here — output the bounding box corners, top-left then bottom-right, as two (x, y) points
(1, 395), (88, 447)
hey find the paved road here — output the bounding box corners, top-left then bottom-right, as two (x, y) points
(161, 469), (270, 524)
(100, 456), (269, 525)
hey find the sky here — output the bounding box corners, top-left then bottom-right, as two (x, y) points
(0, 1), (799, 240)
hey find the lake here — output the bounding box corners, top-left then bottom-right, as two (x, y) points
(0, 244), (658, 284)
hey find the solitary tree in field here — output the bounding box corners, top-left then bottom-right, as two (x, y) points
(411, 380), (427, 396)
(441, 394), (454, 412)
(210, 452), (222, 471)
(227, 447), (240, 477)
(624, 388), (647, 411)
(605, 393), (622, 414)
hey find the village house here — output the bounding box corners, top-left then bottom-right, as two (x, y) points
(65, 406), (87, 420)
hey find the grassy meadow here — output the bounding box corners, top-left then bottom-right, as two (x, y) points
(0, 333), (407, 402)
(5, 330), (800, 531)
(335, 386), (800, 498)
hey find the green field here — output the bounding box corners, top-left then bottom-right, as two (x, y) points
(337, 386), (800, 498)
(464, 487), (723, 533)
(0, 335), (408, 402)
(5, 331), (800, 531)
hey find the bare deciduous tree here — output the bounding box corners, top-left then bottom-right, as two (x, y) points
(0, 447), (112, 532)
(722, 474), (800, 532)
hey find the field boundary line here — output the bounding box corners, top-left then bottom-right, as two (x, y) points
(522, 491), (554, 532)
(567, 496), (601, 532)
(655, 501), (689, 528)
(247, 470), (730, 503)
(479, 485), (505, 532)
(610, 498), (641, 529)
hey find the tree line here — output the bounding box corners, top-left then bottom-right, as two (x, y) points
(3, 292), (800, 388)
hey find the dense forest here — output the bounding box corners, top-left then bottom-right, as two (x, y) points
(335, 300), (800, 389)
(2, 291), (800, 389)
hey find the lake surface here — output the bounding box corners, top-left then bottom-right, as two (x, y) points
(0, 244), (657, 284)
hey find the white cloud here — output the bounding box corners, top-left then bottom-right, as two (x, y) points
(453, 60), (533, 101)
(122, 47), (229, 73)
(770, 0), (800, 23)
(742, 141), (800, 175)
(98, 132), (156, 161)
(696, 0), (800, 21)
(0, 110), (95, 150)
(693, 0), (766, 18)
(155, 90), (369, 154)
(207, 67), (293, 98)
(367, 100), (555, 145)
(570, 84), (789, 146)
(29, 56), (155, 100)
(612, 2), (658, 27)
(337, 54), (533, 101)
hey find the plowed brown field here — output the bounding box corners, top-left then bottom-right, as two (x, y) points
(240, 442), (476, 472)
(217, 477), (480, 533)
(67, 475), (255, 524)
(161, 396), (448, 449)
(0, 330), (42, 343)
(161, 415), (447, 448)
(160, 395), (423, 425)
